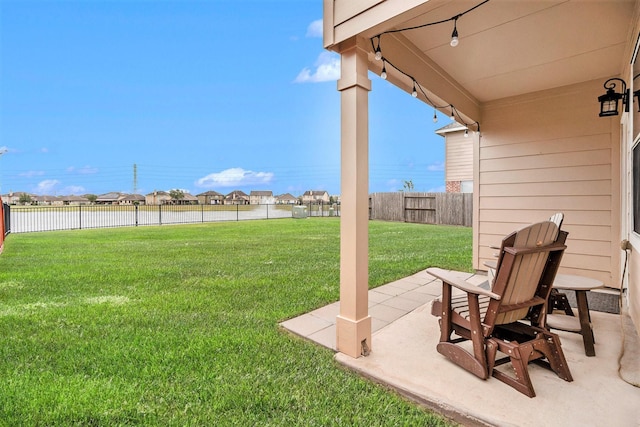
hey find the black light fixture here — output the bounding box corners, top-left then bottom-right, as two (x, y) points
(633, 74), (640, 113)
(598, 78), (629, 117)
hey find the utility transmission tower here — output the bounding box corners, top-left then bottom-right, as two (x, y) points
(133, 164), (138, 194)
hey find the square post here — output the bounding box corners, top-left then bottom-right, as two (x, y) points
(336, 37), (372, 358)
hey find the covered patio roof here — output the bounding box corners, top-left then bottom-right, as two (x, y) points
(326, 0), (635, 123)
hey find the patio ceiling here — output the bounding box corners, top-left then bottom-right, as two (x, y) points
(359, 0), (636, 119)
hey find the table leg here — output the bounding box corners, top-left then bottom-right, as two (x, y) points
(575, 290), (596, 357)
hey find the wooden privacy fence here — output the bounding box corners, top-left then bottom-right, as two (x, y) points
(369, 192), (472, 227)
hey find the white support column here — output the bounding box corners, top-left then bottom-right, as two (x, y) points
(336, 37), (372, 358)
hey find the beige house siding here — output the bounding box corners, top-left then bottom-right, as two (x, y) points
(446, 131), (473, 183)
(476, 80), (620, 289)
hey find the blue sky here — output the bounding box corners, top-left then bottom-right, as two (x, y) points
(0, 0), (448, 198)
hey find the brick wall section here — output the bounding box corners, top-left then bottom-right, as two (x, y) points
(446, 181), (461, 193)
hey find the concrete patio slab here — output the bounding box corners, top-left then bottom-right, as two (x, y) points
(336, 305), (640, 427)
(280, 270), (640, 426)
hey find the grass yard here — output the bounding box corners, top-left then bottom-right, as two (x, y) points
(0, 218), (471, 426)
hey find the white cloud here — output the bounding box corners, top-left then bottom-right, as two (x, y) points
(195, 167), (274, 189)
(294, 52), (340, 83)
(306, 19), (323, 38)
(427, 162), (445, 172)
(35, 179), (60, 194)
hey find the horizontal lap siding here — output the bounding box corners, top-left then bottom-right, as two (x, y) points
(477, 80), (619, 287)
(446, 133), (473, 181)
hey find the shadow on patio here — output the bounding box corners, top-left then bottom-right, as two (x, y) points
(281, 270), (640, 426)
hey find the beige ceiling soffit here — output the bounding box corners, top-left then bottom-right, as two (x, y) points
(381, 32), (480, 123)
(332, 0), (442, 47)
(482, 79), (600, 111)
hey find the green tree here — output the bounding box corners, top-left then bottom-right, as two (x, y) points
(169, 189), (185, 204)
(18, 193), (32, 205)
(401, 180), (414, 192)
(86, 194), (97, 204)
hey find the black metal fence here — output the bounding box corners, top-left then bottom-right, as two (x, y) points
(3, 203), (10, 236)
(6, 202), (341, 233)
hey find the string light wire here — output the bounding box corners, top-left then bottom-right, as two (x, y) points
(370, 0), (489, 134)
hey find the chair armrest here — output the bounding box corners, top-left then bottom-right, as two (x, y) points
(427, 268), (501, 300)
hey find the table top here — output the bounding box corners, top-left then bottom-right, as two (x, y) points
(553, 273), (604, 291)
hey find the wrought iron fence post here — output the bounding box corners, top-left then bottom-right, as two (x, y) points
(159, 204), (162, 225)
(79, 205), (82, 230)
(135, 204), (139, 226)
(236, 204), (239, 221)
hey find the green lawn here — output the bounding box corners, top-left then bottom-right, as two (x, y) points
(0, 219), (471, 426)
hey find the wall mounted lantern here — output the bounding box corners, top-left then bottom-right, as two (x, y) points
(598, 78), (628, 117)
(634, 74), (640, 113)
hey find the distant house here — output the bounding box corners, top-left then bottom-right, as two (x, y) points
(301, 190), (330, 204)
(179, 193), (199, 205)
(196, 190), (225, 205)
(275, 193), (297, 205)
(63, 195), (91, 206)
(250, 190), (274, 205)
(96, 192), (123, 205)
(34, 195), (64, 206)
(118, 194), (145, 205)
(2, 192), (34, 205)
(435, 122), (473, 193)
(145, 191), (172, 205)
(225, 190), (250, 205)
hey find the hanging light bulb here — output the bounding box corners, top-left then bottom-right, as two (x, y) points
(433, 109), (438, 123)
(450, 18), (459, 47)
(374, 37), (382, 60)
(381, 62), (387, 80)
(450, 107), (455, 121)
(412, 81), (418, 98)
(464, 128), (469, 138)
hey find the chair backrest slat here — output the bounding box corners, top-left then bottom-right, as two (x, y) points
(487, 221), (563, 325)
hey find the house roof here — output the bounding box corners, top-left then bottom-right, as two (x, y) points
(250, 191), (273, 197)
(120, 194), (145, 201)
(96, 192), (123, 200)
(276, 193), (297, 200)
(226, 190), (249, 198)
(435, 121), (468, 136)
(196, 191), (224, 197)
(303, 190), (328, 196)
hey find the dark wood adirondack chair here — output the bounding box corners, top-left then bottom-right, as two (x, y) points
(429, 221), (573, 397)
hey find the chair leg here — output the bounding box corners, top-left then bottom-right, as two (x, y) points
(531, 330), (573, 382)
(487, 338), (537, 397)
(436, 342), (488, 379)
(433, 289), (489, 380)
(549, 289), (574, 316)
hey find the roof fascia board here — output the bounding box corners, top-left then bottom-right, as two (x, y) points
(325, 0), (443, 50)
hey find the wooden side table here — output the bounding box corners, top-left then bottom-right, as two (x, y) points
(546, 274), (604, 357)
